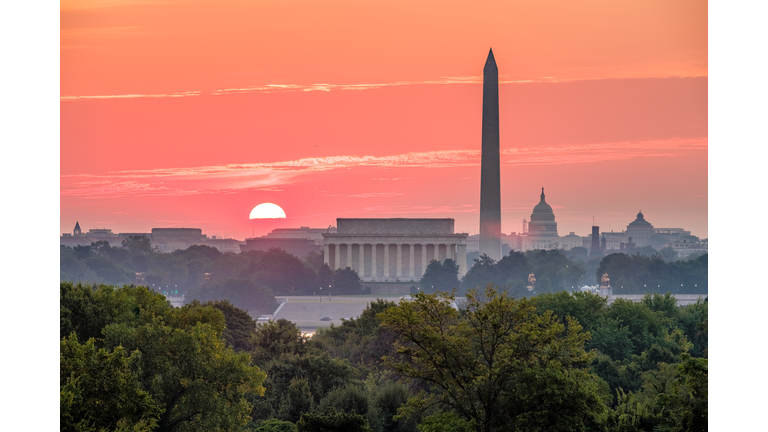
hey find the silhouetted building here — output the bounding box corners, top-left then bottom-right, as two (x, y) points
(240, 237), (320, 258)
(479, 48), (502, 261)
(625, 211), (654, 246)
(522, 188), (560, 250)
(591, 226), (600, 255)
(151, 228), (206, 252)
(264, 226), (336, 244)
(73, 221), (81, 236)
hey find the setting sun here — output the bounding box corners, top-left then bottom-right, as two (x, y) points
(249, 203), (287, 219)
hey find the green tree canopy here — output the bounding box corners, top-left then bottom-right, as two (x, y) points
(378, 285), (605, 432)
(419, 259), (460, 294)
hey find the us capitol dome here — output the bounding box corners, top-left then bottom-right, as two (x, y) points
(524, 188), (559, 250)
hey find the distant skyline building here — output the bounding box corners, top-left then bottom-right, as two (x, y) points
(479, 48), (502, 261)
(522, 188), (560, 250)
(591, 226), (600, 255)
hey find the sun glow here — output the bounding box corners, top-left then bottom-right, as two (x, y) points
(249, 203), (286, 219)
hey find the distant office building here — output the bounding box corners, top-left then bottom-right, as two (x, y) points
(559, 232), (584, 251)
(263, 226), (336, 244)
(240, 237), (320, 258)
(467, 234), (480, 253)
(151, 228), (206, 252)
(501, 232), (523, 253)
(205, 238), (245, 254)
(591, 226), (600, 255)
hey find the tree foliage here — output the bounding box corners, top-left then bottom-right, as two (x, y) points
(60, 283), (267, 432)
(378, 285), (605, 432)
(419, 259), (460, 294)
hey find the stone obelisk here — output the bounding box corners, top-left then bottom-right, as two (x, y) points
(479, 48), (502, 261)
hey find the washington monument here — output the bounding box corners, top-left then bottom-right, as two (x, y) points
(479, 48), (502, 261)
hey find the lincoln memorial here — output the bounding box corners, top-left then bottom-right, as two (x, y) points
(322, 218), (469, 282)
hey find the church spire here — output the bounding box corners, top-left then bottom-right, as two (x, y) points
(74, 221), (81, 235)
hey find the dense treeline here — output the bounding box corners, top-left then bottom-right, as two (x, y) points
(62, 281), (707, 432)
(61, 236), (363, 315)
(421, 249), (708, 296)
(61, 237), (707, 310)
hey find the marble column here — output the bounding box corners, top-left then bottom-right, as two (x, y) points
(458, 244), (468, 277)
(434, 243), (440, 262)
(358, 244), (365, 278)
(371, 244), (377, 280)
(396, 244), (402, 278)
(384, 244), (390, 279)
(324, 244), (330, 266)
(421, 244), (427, 276)
(446, 244), (454, 261)
(347, 244), (352, 269)
(336, 245), (343, 270)
(409, 244), (415, 280)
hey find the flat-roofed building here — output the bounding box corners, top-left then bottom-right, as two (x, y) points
(322, 218), (469, 282)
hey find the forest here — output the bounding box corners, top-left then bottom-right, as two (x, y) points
(60, 236), (707, 431)
(61, 281), (707, 432)
(60, 235), (707, 316)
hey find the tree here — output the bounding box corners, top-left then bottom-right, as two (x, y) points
(378, 286), (605, 432)
(251, 319), (310, 364)
(419, 259), (460, 294)
(187, 299), (257, 352)
(73, 245), (93, 260)
(312, 299), (398, 369)
(252, 419), (298, 432)
(122, 235), (154, 255)
(60, 334), (161, 432)
(61, 284), (267, 432)
(147, 252), (189, 288)
(658, 247), (679, 262)
(102, 305), (267, 432)
(304, 250), (325, 272)
(316, 384), (369, 417)
(333, 267), (362, 295)
(90, 240), (112, 256)
(238, 248), (319, 295)
(418, 412), (473, 432)
(189, 278), (276, 316)
(278, 378), (315, 423)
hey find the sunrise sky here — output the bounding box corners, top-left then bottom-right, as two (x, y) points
(60, 0), (708, 239)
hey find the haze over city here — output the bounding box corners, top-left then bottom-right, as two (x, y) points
(61, 0), (707, 240)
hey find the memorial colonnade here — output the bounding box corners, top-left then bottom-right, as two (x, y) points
(322, 236), (467, 282)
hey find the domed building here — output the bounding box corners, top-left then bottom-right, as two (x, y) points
(625, 211), (654, 247)
(523, 188), (560, 250)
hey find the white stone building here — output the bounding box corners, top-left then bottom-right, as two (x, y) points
(322, 218), (469, 282)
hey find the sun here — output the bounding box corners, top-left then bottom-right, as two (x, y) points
(249, 203), (286, 219)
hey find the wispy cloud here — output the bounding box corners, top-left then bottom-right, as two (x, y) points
(335, 193), (406, 198)
(60, 75), (571, 101)
(61, 137), (706, 198)
(61, 0), (177, 11)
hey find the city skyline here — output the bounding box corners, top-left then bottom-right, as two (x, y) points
(61, 0), (708, 239)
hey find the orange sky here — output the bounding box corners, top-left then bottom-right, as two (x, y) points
(61, 0), (708, 239)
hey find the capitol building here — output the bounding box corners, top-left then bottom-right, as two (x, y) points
(466, 188), (706, 257)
